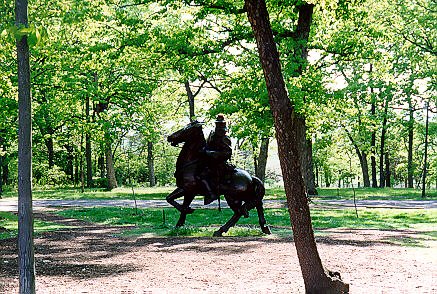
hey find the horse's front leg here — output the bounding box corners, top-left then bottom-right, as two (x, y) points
(213, 211), (242, 237)
(175, 194), (195, 227)
(166, 187), (185, 212)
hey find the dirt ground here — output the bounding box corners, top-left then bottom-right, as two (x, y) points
(1, 212), (436, 294)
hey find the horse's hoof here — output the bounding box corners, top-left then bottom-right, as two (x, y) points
(262, 226), (272, 235)
(213, 231), (223, 237)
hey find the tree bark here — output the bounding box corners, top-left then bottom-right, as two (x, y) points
(105, 139), (117, 190)
(44, 136), (54, 168)
(370, 91), (377, 188)
(16, 0), (36, 292)
(379, 98), (389, 187)
(245, 1), (348, 292)
(255, 137), (269, 183)
(344, 128), (370, 187)
(296, 120), (317, 195)
(421, 102), (429, 198)
(98, 154), (105, 178)
(64, 144), (74, 181)
(407, 98), (414, 188)
(85, 95), (93, 187)
(385, 152), (391, 187)
(185, 81), (196, 121)
(74, 153), (79, 185)
(291, 3), (318, 196)
(1, 152), (8, 185)
(147, 141), (156, 187)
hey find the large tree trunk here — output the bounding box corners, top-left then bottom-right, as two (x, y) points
(245, 1), (348, 292)
(255, 137), (269, 183)
(407, 98), (414, 188)
(16, 0), (36, 292)
(147, 141), (156, 187)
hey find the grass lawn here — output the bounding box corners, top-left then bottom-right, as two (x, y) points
(2, 205), (435, 246)
(265, 187), (437, 200)
(0, 211), (70, 239)
(2, 186), (436, 201)
(54, 206), (437, 239)
(1, 186), (175, 200)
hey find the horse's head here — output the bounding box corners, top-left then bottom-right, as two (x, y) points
(168, 121), (204, 147)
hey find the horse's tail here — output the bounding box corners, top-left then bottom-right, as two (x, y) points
(252, 176), (265, 201)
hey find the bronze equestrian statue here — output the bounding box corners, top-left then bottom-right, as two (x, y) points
(166, 115), (271, 237)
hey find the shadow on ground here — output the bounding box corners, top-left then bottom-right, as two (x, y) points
(0, 212), (430, 282)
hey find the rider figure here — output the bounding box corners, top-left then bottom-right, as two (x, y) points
(202, 114), (232, 205)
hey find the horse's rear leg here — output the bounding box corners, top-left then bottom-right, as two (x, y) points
(256, 204), (271, 234)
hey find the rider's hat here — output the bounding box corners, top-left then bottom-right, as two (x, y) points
(215, 114), (227, 130)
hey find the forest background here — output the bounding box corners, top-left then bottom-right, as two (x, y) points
(0, 0), (435, 195)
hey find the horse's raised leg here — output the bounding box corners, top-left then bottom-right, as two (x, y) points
(175, 194), (195, 227)
(166, 187), (190, 213)
(256, 203), (271, 234)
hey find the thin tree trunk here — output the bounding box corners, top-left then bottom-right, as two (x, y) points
(74, 154), (79, 185)
(65, 144), (74, 181)
(80, 132), (85, 193)
(44, 137), (54, 168)
(370, 89), (377, 188)
(147, 141), (156, 187)
(361, 152), (371, 187)
(185, 81), (195, 121)
(245, 1), (348, 292)
(16, 0), (36, 292)
(379, 98), (388, 187)
(105, 140), (117, 190)
(344, 128), (370, 187)
(255, 137), (269, 183)
(385, 152), (391, 187)
(85, 95), (93, 187)
(421, 102), (429, 198)
(2, 151), (8, 185)
(407, 98), (414, 188)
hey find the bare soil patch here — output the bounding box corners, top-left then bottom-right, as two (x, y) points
(1, 212), (436, 293)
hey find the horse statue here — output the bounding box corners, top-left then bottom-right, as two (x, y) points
(166, 120), (271, 237)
